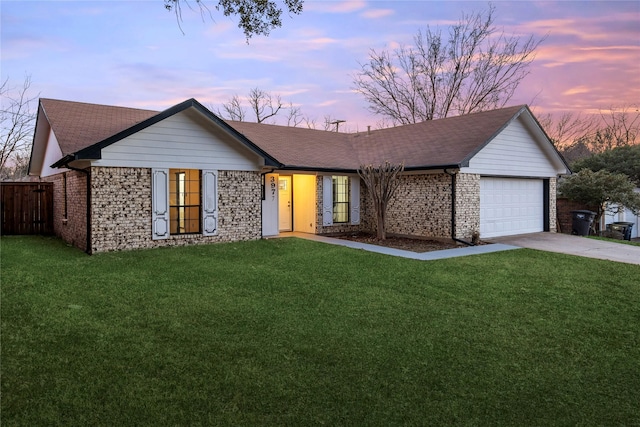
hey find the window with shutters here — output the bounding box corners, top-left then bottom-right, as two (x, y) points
(322, 175), (360, 227)
(153, 168), (217, 240)
(332, 175), (350, 223)
(169, 169), (201, 234)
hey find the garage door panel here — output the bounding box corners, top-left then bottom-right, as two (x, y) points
(480, 178), (543, 238)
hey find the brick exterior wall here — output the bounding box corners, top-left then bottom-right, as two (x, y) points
(549, 178), (558, 233)
(314, 175), (371, 235)
(89, 167), (262, 253)
(454, 173), (480, 240)
(43, 170), (88, 252)
(316, 173), (457, 239)
(386, 173), (452, 239)
(91, 167), (152, 252)
(46, 166), (559, 253)
(315, 172), (557, 241)
(556, 197), (598, 234)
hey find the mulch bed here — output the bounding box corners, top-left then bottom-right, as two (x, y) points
(334, 233), (465, 253)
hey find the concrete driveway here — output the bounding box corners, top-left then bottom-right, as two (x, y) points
(489, 232), (640, 266)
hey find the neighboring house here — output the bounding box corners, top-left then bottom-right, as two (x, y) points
(602, 189), (640, 239)
(28, 98), (570, 253)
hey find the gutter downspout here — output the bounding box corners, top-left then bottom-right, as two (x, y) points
(65, 164), (92, 254)
(444, 168), (475, 246)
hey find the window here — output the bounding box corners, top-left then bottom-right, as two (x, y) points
(322, 175), (360, 227)
(332, 176), (350, 223)
(152, 168), (217, 240)
(169, 169), (201, 234)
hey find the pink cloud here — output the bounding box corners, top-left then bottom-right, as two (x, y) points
(562, 86), (591, 96)
(361, 9), (395, 19)
(306, 0), (367, 14)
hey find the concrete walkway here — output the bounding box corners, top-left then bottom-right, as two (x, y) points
(280, 232), (518, 261)
(279, 232), (640, 265)
(488, 232), (640, 266)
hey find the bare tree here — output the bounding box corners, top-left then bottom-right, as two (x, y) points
(357, 162), (405, 240)
(540, 104), (640, 162)
(353, 4), (543, 124)
(285, 102), (304, 127)
(302, 116), (317, 129)
(215, 88), (311, 126)
(216, 94), (246, 121)
(164, 0), (304, 39)
(558, 139), (593, 164)
(591, 104), (639, 152)
(538, 111), (596, 148)
(326, 117), (346, 132)
(248, 87), (283, 123)
(0, 152), (30, 181)
(1, 75), (38, 180)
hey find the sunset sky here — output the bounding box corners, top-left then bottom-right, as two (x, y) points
(2, 0), (639, 131)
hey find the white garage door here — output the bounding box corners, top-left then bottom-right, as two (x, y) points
(480, 178), (544, 238)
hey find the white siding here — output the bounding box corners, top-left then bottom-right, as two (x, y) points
(463, 117), (558, 177)
(624, 205), (639, 239)
(93, 110), (263, 171)
(41, 130), (68, 177)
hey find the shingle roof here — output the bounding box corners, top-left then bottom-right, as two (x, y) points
(38, 98), (532, 171)
(230, 105), (526, 170)
(40, 98), (158, 156)
(228, 121), (356, 170)
(352, 105), (526, 169)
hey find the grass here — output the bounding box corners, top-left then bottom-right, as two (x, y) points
(588, 235), (640, 246)
(2, 236), (640, 426)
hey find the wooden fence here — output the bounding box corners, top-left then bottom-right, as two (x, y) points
(1, 182), (53, 235)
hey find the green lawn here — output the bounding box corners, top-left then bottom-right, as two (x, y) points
(588, 235), (640, 246)
(2, 236), (639, 426)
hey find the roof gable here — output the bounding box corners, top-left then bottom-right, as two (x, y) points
(93, 108), (270, 171)
(40, 98), (280, 169)
(463, 111), (569, 176)
(351, 105), (527, 170)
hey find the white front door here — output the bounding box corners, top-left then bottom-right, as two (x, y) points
(278, 176), (292, 231)
(480, 178), (544, 238)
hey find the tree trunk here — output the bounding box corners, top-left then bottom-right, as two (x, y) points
(377, 207), (386, 240)
(358, 162), (404, 241)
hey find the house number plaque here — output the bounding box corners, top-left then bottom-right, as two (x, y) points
(270, 175), (277, 201)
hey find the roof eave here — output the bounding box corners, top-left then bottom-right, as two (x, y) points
(50, 154), (76, 169)
(404, 163), (463, 172)
(273, 163), (462, 174)
(28, 101), (48, 175)
(523, 105), (572, 174)
(278, 165), (359, 174)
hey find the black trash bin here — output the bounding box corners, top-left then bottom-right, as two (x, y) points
(571, 210), (596, 236)
(612, 221), (635, 241)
